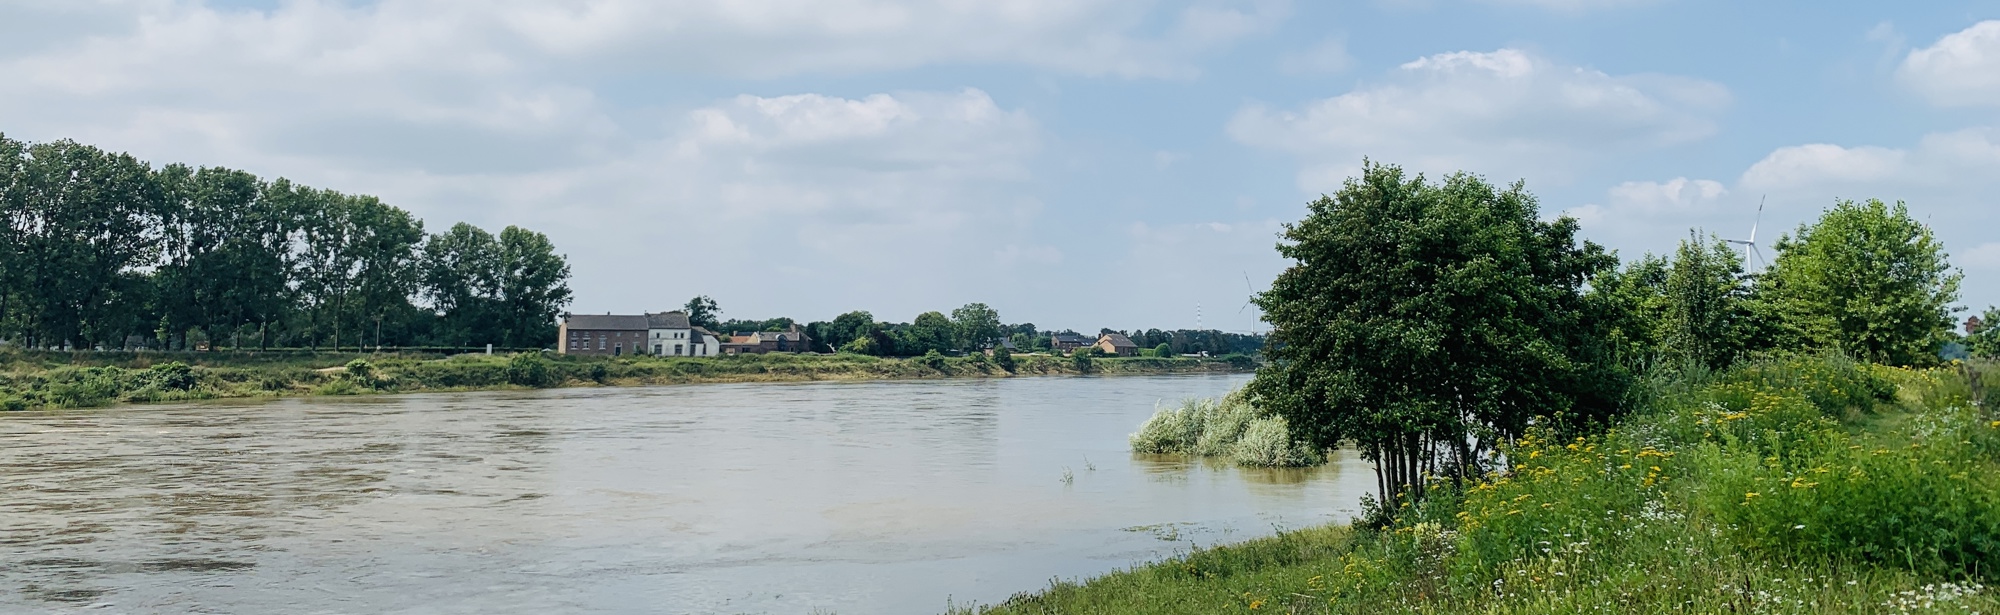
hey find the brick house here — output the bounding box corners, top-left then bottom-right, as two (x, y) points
(559, 314), (650, 356)
(719, 324), (814, 354)
(1095, 332), (1140, 357)
(1050, 332), (1093, 353)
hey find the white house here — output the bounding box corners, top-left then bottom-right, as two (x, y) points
(645, 311), (721, 356)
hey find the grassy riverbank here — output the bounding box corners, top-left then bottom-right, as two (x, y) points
(956, 356), (2000, 614)
(0, 350), (1254, 411)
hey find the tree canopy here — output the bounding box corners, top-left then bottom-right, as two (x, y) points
(1752, 199), (1960, 367)
(1248, 163), (1625, 504)
(0, 133), (573, 351)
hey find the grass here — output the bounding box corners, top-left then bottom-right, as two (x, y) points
(0, 349), (1255, 411)
(954, 356), (2000, 614)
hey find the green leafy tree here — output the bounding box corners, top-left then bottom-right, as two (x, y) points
(897, 311), (956, 356)
(420, 222), (501, 346)
(5, 139), (163, 349)
(951, 302), (1003, 350)
(822, 311), (878, 351)
(1752, 199), (1960, 366)
(1967, 307), (2000, 359)
(1660, 234), (1753, 369)
(495, 226), (571, 348)
(1154, 343), (1172, 357)
(1248, 163), (1625, 506)
(1585, 254), (1669, 368)
(685, 295), (720, 329)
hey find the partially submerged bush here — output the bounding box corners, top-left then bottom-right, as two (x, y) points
(1131, 387), (1322, 467)
(1232, 415), (1324, 467)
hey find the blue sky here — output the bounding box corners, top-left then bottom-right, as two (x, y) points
(2, 0), (1995, 333)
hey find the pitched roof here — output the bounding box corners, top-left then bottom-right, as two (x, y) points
(564, 314), (650, 330)
(646, 311), (691, 328)
(1099, 333), (1138, 348)
(1051, 332), (1092, 343)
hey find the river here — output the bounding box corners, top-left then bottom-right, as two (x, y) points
(1, 374), (1375, 614)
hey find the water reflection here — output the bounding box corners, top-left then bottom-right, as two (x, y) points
(1, 375), (1374, 614)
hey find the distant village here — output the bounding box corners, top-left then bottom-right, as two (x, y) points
(556, 307), (1264, 359)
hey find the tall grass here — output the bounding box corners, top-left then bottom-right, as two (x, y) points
(963, 356), (2000, 614)
(1130, 387), (1324, 467)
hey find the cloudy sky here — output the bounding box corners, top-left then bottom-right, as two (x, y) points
(3, 1), (1996, 332)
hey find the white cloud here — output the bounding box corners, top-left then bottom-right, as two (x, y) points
(1561, 177), (1734, 244)
(1228, 48), (1729, 191)
(0, 0), (1289, 84)
(1898, 20), (2000, 107)
(1740, 127), (2000, 190)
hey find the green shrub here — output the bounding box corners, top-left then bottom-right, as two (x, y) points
(506, 353), (558, 388)
(916, 349), (948, 371)
(993, 347), (1016, 372)
(343, 359), (379, 389)
(148, 361), (198, 391)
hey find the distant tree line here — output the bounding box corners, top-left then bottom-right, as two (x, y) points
(676, 295), (1264, 358)
(1253, 162), (1969, 507)
(0, 135), (573, 351)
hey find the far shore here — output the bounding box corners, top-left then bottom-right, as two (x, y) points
(0, 350), (1257, 411)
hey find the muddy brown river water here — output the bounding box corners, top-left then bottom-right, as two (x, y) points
(1, 374), (1374, 614)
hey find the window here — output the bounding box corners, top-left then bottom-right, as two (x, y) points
(598, 339), (605, 350)
(654, 345), (662, 355)
(674, 344), (683, 355)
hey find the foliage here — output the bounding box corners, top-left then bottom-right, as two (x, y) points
(505, 352), (557, 388)
(966, 357), (2000, 615)
(1072, 347), (1095, 373)
(992, 346), (1016, 372)
(1249, 162), (1626, 506)
(683, 295), (720, 330)
(1968, 307), (2000, 359)
(1660, 233), (1755, 369)
(1753, 199), (1961, 366)
(1154, 343), (1173, 357)
(0, 133), (573, 352)
(342, 359), (380, 388)
(952, 303), (1004, 350)
(1130, 388), (1323, 467)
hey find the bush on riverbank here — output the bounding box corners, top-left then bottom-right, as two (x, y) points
(1131, 388), (1324, 467)
(965, 356), (2000, 614)
(0, 348), (1252, 411)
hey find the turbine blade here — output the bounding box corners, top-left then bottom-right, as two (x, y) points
(1751, 195), (1765, 243)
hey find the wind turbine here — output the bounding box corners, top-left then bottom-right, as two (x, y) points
(1237, 273), (1264, 334)
(1723, 196), (1767, 271)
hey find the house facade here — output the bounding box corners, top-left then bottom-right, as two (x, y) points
(559, 314), (651, 356)
(645, 311), (721, 357)
(1095, 332), (1140, 357)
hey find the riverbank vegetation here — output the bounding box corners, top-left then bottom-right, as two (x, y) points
(0, 349), (1255, 411)
(1130, 388), (1324, 467)
(963, 356), (1998, 614)
(1023, 161), (1999, 612)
